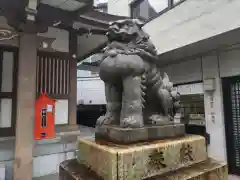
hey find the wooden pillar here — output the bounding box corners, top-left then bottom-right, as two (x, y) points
(68, 30), (78, 125)
(13, 33), (37, 180)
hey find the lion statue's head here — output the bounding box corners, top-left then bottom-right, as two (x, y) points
(106, 19), (158, 56)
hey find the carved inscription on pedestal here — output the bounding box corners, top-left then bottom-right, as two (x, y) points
(180, 143), (194, 163)
(148, 148), (167, 170)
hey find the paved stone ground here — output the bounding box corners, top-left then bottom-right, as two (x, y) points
(229, 175), (240, 180)
(0, 125), (95, 180)
(34, 174), (240, 180)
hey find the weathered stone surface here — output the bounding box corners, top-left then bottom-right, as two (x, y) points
(77, 135), (207, 180)
(95, 19), (181, 129)
(77, 136), (118, 180)
(149, 159), (228, 180)
(59, 158), (227, 180)
(59, 159), (102, 180)
(95, 124), (185, 144)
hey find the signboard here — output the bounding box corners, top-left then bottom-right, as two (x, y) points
(175, 83), (203, 95)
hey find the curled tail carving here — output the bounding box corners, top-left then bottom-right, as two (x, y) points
(140, 73), (147, 108)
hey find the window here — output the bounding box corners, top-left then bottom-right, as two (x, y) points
(0, 51), (15, 129)
(0, 48), (18, 137)
(95, 2), (108, 13)
(131, 0), (185, 21)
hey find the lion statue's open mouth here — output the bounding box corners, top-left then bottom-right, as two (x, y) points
(107, 19), (147, 43)
(104, 19), (158, 60)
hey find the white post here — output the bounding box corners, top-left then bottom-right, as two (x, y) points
(202, 52), (227, 162)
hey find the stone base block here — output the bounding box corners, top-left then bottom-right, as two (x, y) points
(95, 123), (185, 144)
(77, 135), (207, 180)
(59, 158), (227, 180)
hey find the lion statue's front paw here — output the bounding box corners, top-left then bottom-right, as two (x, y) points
(120, 115), (144, 128)
(148, 114), (173, 125)
(96, 114), (119, 127)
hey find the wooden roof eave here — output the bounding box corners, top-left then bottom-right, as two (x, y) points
(74, 11), (128, 63)
(74, 9), (128, 33)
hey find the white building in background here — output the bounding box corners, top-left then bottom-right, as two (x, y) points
(106, 0), (240, 178)
(77, 69), (106, 105)
(77, 54), (106, 105)
(76, 0), (108, 106)
(94, 0), (108, 13)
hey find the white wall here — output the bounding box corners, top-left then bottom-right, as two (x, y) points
(161, 58), (202, 84)
(55, 100), (68, 125)
(143, 0), (240, 55)
(108, 0), (132, 16)
(32, 152), (75, 178)
(94, 0), (108, 6)
(107, 0), (240, 56)
(77, 70), (106, 105)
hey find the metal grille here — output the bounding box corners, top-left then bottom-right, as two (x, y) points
(37, 52), (70, 98)
(222, 76), (240, 175)
(230, 82), (240, 167)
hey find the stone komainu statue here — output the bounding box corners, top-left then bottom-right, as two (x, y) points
(96, 19), (181, 128)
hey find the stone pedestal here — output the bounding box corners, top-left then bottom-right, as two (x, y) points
(60, 158), (227, 180)
(60, 135), (228, 180)
(59, 135), (227, 180)
(76, 135), (207, 180)
(95, 124), (185, 144)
